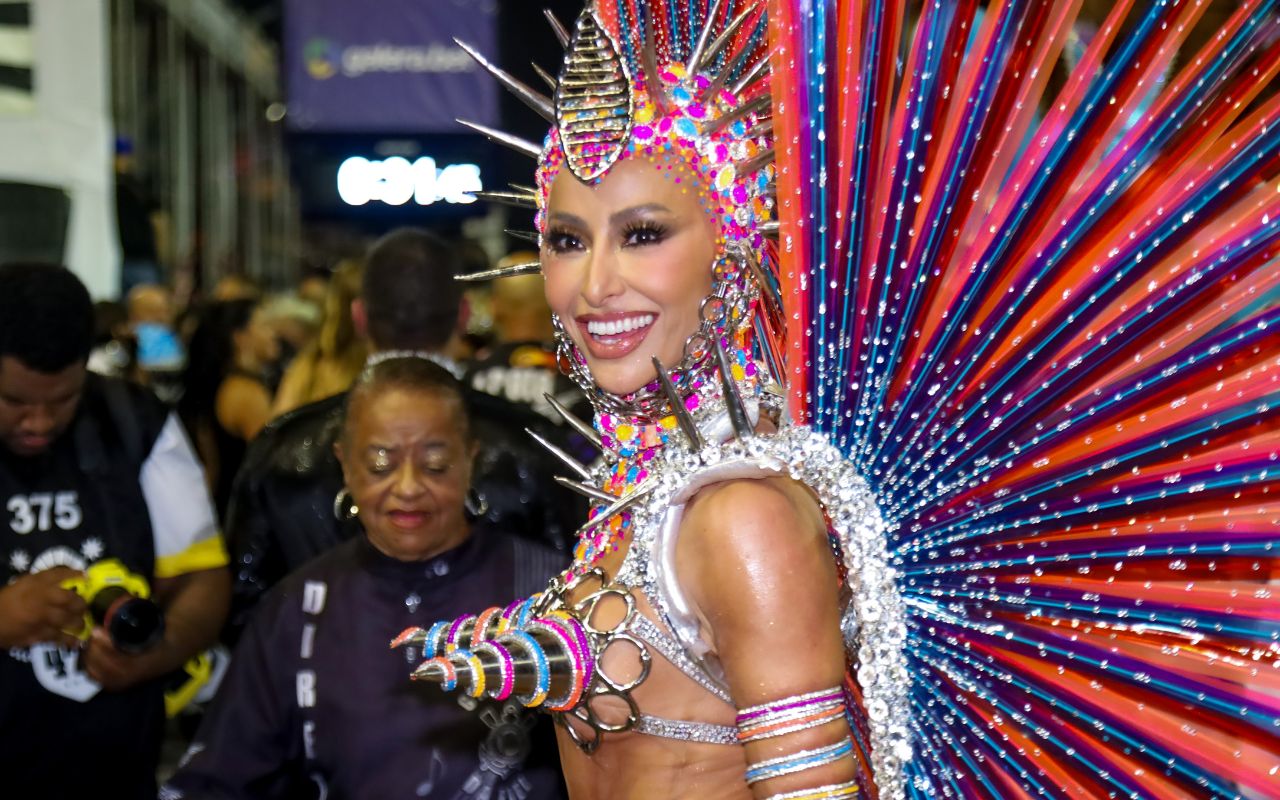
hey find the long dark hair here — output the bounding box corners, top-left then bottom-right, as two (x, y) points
(178, 299), (256, 436)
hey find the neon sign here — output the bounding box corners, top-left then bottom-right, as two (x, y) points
(336, 156), (482, 206)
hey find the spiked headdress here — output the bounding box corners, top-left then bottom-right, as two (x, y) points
(456, 2), (781, 420)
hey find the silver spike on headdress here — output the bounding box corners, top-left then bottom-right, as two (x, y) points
(555, 9), (634, 182)
(701, 93), (771, 136)
(473, 190), (537, 209)
(652, 357), (705, 450)
(736, 148), (775, 177)
(455, 261), (542, 283)
(640, 15), (673, 115)
(456, 119), (542, 159)
(730, 51), (772, 97)
(543, 8), (570, 49)
(506, 229), (541, 245)
(454, 39), (554, 122)
(687, 0), (729, 76)
(532, 62), (558, 91)
(526, 427), (593, 482)
(702, 3), (760, 70)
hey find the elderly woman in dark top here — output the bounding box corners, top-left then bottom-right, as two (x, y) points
(164, 357), (566, 799)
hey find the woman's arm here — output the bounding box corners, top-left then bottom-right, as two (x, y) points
(680, 477), (859, 799)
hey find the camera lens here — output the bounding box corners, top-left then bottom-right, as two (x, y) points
(89, 586), (165, 654)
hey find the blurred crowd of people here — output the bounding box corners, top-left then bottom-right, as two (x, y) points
(0, 230), (590, 799)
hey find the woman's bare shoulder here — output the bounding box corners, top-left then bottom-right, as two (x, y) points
(678, 476), (833, 615)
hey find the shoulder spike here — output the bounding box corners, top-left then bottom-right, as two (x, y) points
(687, 0), (729, 76)
(526, 427), (593, 482)
(543, 392), (611, 460)
(455, 261), (541, 283)
(740, 246), (782, 311)
(554, 475), (616, 505)
(651, 356), (704, 450)
(456, 119), (542, 159)
(712, 337), (754, 439)
(576, 485), (655, 538)
(543, 8), (570, 49)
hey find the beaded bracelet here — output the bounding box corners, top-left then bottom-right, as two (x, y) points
(475, 641), (516, 701)
(471, 606), (502, 649)
(737, 688), (845, 723)
(421, 620), (450, 658)
(738, 705), (846, 743)
(514, 596), (538, 629)
(503, 629), (551, 708)
(453, 649), (486, 699)
(544, 610), (595, 690)
(745, 740), (854, 786)
(390, 625), (425, 649)
(445, 614), (474, 655)
(529, 617), (588, 712)
(421, 656), (457, 691)
(760, 779), (860, 800)
(736, 687), (847, 744)
(496, 598), (524, 634)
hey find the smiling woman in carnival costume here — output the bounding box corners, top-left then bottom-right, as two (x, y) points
(396, 1), (1280, 798)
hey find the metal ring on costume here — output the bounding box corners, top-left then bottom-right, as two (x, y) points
(471, 607), (501, 649)
(454, 649), (486, 699)
(475, 641), (516, 701)
(445, 614), (473, 654)
(503, 630), (550, 708)
(529, 617), (587, 712)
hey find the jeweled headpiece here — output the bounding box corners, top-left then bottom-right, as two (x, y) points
(456, 1), (783, 421)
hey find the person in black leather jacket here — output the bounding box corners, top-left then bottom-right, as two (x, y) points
(223, 229), (584, 641)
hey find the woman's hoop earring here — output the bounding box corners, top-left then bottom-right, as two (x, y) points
(464, 488), (489, 518)
(333, 488), (359, 521)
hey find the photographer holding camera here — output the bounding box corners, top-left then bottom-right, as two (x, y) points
(0, 263), (229, 799)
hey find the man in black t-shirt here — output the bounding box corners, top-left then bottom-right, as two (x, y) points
(0, 263), (229, 799)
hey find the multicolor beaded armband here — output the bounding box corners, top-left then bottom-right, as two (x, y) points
(736, 687), (847, 743)
(761, 780), (860, 800)
(745, 740), (854, 786)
